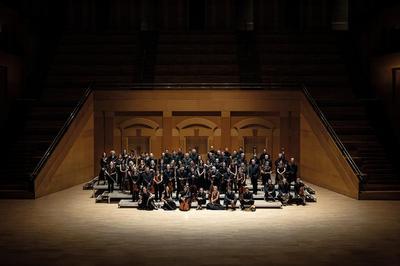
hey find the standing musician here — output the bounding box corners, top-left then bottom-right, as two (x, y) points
(163, 164), (175, 195)
(224, 186), (238, 210)
(197, 159), (206, 190)
(127, 161), (140, 201)
(99, 152), (108, 185)
(138, 187), (157, 210)
(260, 155), (272, 186)
(248, 159), (260, 195)
(176, 166), (187, 200)
(286, 157), (298, 183)
(105, 161), (117, 193)
(228, 161), (238, 192)
(240, 187), (255, 211)
(153, 170), (164, 201)
(276, 160), (286, 183)
(237, 167), (247, 196)
(141, 166), (154, 190)
(162, 186), (177, 210)
(195, 187), (207, 210)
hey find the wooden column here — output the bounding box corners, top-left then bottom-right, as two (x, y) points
(279, 111), (289, 156)
(221, 111), (231, 150)
(162, 111), (173, 151)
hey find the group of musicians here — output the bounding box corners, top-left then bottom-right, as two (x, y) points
(99, 146), (308, 211)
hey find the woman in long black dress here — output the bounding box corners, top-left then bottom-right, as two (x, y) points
(138, 187), (157, 210)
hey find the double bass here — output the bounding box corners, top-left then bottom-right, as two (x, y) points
(179, 189), (191, 211)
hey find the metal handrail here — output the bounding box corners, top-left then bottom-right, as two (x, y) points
(30, 82), (94, 180)
(29, 82), (365, 184)
(301, 84), (366, 182)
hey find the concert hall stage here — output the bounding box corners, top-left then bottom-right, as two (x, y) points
(0, 183), (399, 266)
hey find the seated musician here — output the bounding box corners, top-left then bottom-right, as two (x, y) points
(294, 177), (306, 206)
(179, 185), (192, 211)
(240, 187), (255, 211)
(207, 186), (225, 210)
(162, 186), (177, 210)
(224, 186), (238, 210)
(138, 187), (157, 210)
(277, 178), (290, 206)
(264, 179), (276, 202)
(195, 187), (207, 210)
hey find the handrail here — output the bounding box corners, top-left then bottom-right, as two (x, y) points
(29, 82), (365, 185)
(30, 82), (94, 180)
(301, 84), (366, 182)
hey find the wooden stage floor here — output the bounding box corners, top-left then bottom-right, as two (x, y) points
(0, 184), (399, 266)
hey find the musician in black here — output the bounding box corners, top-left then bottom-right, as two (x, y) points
(138, 187), (157, 210)
(153, 170), (164, 201)
(176, 166), (187, 200)
(99, 152), (108, 185)
(127, 161), (140, 201)
(162, 185), (176, 210)
(277, 178), (290, 206)
(248, 159), (260, 195)
(286, 157), (298, 183)
(224, 186), (238, 210)
(261, 158), (272, 186)
(206, 185), (224, 210)
(240, 187), (255, 211)
(141, 167), (154, 190)
(264, 179), (276, 202)
(163, 164), (175, 192)
(276, 160), (286, 183)
(195, 187), (207, 210)
(105, 161), (117, 193)
(294, 177), (306, 206)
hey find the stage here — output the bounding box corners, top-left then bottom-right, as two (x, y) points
(0, 184), (399, 266)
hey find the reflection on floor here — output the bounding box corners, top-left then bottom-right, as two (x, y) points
(0, 183), (399, 266)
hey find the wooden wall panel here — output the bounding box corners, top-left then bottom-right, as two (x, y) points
(35, 94), (94, 198)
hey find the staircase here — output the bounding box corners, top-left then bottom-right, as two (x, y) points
(256, 32), (399, 199)
(1, 33), (142, 198)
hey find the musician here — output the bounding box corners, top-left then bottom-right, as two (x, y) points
(219, 162), (229, 193)
(163, 149), (172, 165)
(195, 187), (207, 210)
(138, 187), (157, 210)
(208, 166), (221, 190)
(163, 164), (175, 192)
(127, 161), (140, 201)
(240, 187), (255, 211)
(260, 158), (272, 186)
(264, 179), (276, 202)
(162, 185), (176, 210)
(274, 152), (287, 170)
(294, 177), (306, 206)
(197, 160), (206, 190)
(228, 161), (238, 193)
(237, 167), (247, 196)
(118, 154), (128, 191)
(153, 170), (164, 201)
(276, 160), (286, 183)
(179, 185), (192, 211)
(277, 178), (290, 206)
(224, 186), (238, 210)
(107, 150), (117, 164)
(259, 148), (270, 164)
(248, 159), (260, 194)
(286, 157), (298, 183)
(141, 167), (154, 190)
(99, 152), (108, 185)
(176, 166), (187, 200)
(206, 186), (224, 210)
(105, 161), (117, 193)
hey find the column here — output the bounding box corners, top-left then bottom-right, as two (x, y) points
(162, 111), (173, 151)
(221, 111), (231, 150)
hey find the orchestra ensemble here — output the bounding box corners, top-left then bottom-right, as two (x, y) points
(99, 146), (315, 211)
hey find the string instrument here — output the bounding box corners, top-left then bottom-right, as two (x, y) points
(179, 194), (191, 211)
(298, 185), (305, 197)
